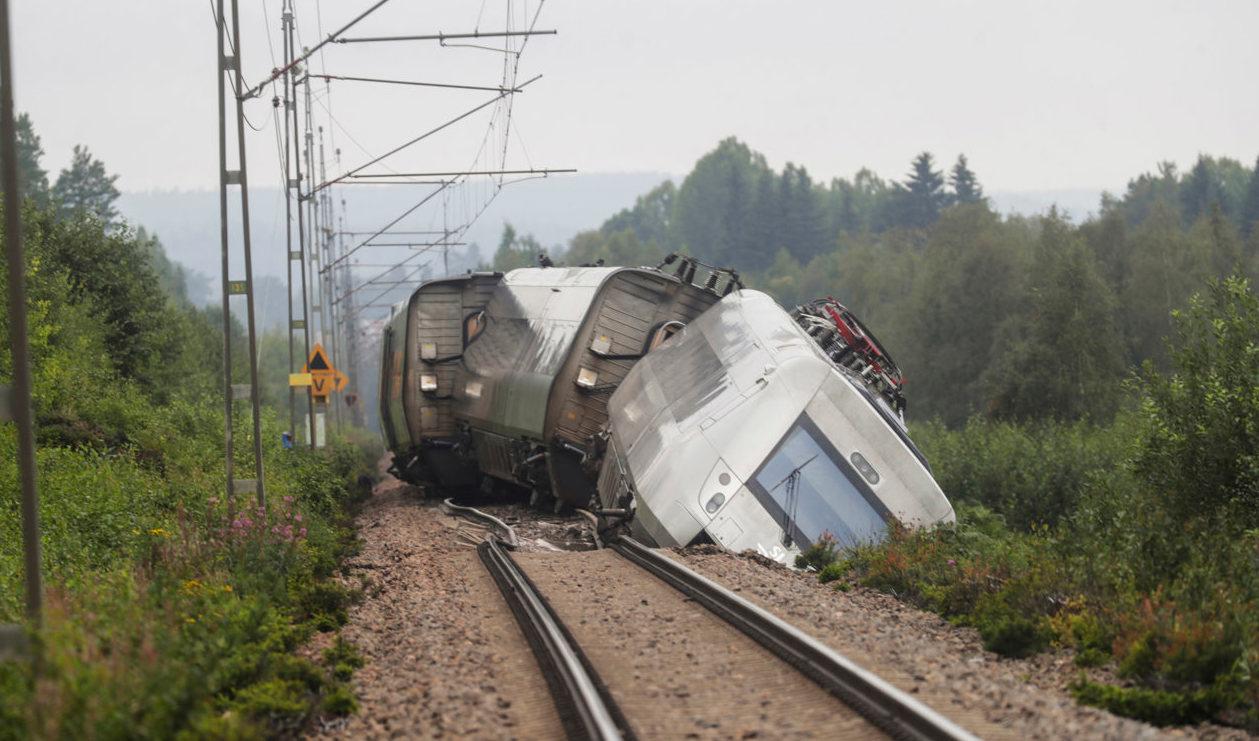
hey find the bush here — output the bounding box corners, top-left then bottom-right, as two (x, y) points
(910, 415), (1135, 530)
(1135, 275), (1259, 533)
(1072, 681), (1222, 727)
(795, 532), (840, 571)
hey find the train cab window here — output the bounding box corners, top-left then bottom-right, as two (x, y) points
(748, 419), (889, 551)
(464, 310), (486, 346)
(646, 320), (685, 352)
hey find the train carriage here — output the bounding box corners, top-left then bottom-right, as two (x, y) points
(382, 260), (735, 507)
(595, 289), (955, 562)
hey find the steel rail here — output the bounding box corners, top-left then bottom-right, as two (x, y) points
(477, 538), (630, 741)
(443, 498), (519, 548)
(610, 536), (977, 741)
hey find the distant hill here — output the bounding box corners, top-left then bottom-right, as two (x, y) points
(116, 171), (672, 299)
(117, 171), (1104, 316)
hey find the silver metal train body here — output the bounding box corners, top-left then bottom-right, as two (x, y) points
(381, 260), (955, 560)
(379, 263), (726, 506)
(595, 289), (954, 563)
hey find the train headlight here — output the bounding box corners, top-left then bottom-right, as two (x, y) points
(850, 451), (880, 485)
(576, 367), (598, 389)
(465, 381), (483, 399)
(704, 492), (726, 514)
(420, 374), (438, 393)
(590, 334), (612, 354)
(420, 342), (437, 360)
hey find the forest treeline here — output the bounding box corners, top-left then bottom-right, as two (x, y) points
(490, 138), (1259, 729)
(492, 137), (1259, 428)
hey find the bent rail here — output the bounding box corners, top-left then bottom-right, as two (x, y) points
(610, 536), (977, 741)
(477, 538), (629, 740)
(444, 497), (520, 548)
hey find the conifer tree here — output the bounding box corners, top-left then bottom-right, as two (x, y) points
(1241, 155), (1259, 240)
(1180, 155), (1226, 226)
(52, 145), (120, 226)
(0, 113), (49, 205)
(949, 154), (984, 204)
(894, 152), (947, 228)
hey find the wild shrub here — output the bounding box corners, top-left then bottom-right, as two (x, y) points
(1072, 681), (1223, 727)
(910, 415), (1134, 530)
(795, 532), (839, 570)
(1135, 275), (1259, 533)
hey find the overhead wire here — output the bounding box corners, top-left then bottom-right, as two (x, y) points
(282, 0), (556, 318)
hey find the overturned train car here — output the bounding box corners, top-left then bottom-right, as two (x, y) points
(381, 258), (955, 562)
(595, 290), (954, 563)
(380, 260), (731, 508)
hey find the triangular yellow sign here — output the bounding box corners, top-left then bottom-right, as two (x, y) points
(305, 343), (333, 372)
(303, 343), (347, 400)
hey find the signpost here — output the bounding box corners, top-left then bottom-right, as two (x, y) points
(291, 344), (348, 447)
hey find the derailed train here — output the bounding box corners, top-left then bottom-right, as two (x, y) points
(380, 256), (955, 562)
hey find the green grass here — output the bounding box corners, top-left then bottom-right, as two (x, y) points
(0, 396), (378, 739)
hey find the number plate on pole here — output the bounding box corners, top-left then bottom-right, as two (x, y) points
(0, 624), (29, 661)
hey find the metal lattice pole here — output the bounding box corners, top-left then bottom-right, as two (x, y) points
(286, 14), (316, 449)
(0, 0), (42, 626)
(218, 0), (266, 507)
(281, 4), (296, 442)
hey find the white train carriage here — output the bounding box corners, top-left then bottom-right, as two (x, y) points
(596, 289), (955, 563)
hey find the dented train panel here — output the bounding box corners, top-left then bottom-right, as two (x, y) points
(385, 264), (730, 505)
(598, 290), (955, 562)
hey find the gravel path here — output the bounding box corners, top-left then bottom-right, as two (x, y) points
(309, 473), (563, 739)
(516, 548), (883, 739)
(671, 546), (1252, 741)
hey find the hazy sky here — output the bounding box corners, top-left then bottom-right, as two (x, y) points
(10, 0), (1258, 195)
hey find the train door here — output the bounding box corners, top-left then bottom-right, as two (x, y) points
(379, 326), (399, 451)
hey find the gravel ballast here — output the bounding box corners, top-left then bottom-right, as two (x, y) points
(516, 548), (883, 739)
(311, 474), (563, 739)
(312, 467), (1252, 739)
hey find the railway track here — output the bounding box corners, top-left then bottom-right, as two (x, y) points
(478, 537), (632, 740)
(456, 501), (976, 741)
(609, 536), (975, 741)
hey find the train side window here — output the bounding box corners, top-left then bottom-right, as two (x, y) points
(464, 310), (486, 346)
(646, 320), (685, 352)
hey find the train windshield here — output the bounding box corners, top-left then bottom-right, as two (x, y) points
(749, 418), (889, 551)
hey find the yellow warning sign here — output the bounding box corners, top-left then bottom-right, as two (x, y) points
(288, 373), (312, 387)
(302, 343), (349, 400)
